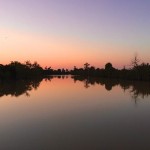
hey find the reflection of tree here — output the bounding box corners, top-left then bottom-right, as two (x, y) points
(0, 75), (69, 98)
(84, 79), (90, 88)
(1, 75), (150, 102)
(129, 82), (150, 103)
(0, 78), (43, 97)
(72, 76), (150, 102)
(44, 76), (55, 82)
(72, 76), (119, 91)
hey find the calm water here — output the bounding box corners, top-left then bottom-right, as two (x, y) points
(0, 76), (150, 150)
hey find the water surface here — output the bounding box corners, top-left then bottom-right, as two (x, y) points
(0, 76), (150, 150)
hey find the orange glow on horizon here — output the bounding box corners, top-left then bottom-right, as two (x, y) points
(1, 28), (149, 70)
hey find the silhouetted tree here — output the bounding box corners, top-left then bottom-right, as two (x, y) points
(131, 54), (140, 68)
(84, 63), (90, 70)
(105, 63), (113, 70)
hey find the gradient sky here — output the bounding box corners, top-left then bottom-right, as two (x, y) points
(0, 0), (150, 69)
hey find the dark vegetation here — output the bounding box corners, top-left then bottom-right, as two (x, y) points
(70, 56), (150, 81)
(0, 61), (43, 79)
(0, 55), (150, 81)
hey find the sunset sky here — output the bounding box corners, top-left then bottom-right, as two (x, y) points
(0, 0), (150, 69)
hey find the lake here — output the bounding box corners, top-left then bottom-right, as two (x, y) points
(0, 76), (150, 150)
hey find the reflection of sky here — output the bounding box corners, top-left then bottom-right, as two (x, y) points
(0, 77), (150, 149)
(0, 77), (131, 128)
(0, 0), (150, 68)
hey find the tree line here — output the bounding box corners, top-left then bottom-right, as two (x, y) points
(0, 56), (150, 81)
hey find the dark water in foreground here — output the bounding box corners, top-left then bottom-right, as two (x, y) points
(0, 76), (150, 150)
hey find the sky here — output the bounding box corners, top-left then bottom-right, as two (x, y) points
(0, 0), (150, 69)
